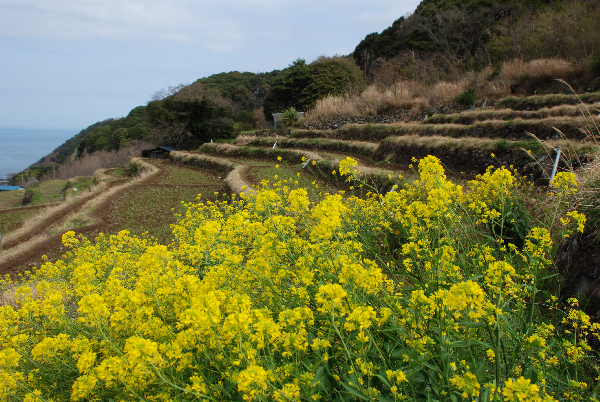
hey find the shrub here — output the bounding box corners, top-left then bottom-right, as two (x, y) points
(456, 87), (476, 106)
(20, 190), (34, 206)
(263, 57), (364, 120)
(280, 107), (300, 128)
(127, 161), (139, 176)
(0, 156), (594, 401)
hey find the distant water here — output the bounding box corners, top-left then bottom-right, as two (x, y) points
(0, 127), (77, 180)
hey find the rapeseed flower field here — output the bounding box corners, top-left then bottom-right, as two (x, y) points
(0, 156), (598, 401)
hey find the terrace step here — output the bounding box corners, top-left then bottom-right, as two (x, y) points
(234, 130), (597, 178)
(295, 92), (600, 131)
(425, 104), (600, 125)
(286, 118), (596, 142)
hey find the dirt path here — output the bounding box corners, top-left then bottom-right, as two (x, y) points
(0, 165), (160, 275)
(1, 180), (126, 250)
(0, 159), (228, 276)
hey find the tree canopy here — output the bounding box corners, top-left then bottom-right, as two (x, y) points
(263, 57), (363, 120)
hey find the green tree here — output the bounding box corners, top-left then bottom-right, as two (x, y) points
(263, 57), (363, 121)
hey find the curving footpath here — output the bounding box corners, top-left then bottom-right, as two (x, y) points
(0, 159), (161, 276)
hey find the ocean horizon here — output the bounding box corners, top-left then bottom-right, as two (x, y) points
(0, 126), (78, 181)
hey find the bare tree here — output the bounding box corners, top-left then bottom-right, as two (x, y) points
(150, 83), (189, 102)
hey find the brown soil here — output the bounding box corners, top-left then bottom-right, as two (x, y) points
(0, 167), (153, 276)
(0, 161), (231, 276)
(1, 180), (125, 250)
(0, 160), (227, 277)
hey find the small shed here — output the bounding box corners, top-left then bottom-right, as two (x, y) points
(143, 146), (176, 159)
(0, 186), (24, 192)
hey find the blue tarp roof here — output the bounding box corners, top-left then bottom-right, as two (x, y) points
(0, 186), (23, 191)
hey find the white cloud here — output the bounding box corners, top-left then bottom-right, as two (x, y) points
(0, 0), (420, 45)
(0, 0), (247, 50)
(0, 0), (424, 70)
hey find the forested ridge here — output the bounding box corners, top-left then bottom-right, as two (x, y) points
(24, 0), (600, 179)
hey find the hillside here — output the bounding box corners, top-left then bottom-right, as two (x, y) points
(353, 0), (600, 85)
(13, 0), (600, 186)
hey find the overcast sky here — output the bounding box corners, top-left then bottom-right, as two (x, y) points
(0, 0), (421, 130)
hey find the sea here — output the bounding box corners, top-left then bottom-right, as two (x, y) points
(0, 127), (78, 181)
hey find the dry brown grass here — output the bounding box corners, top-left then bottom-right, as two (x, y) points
(572, 154), (600, 223)
(249, 137), (379, 158)
(234, 135), (259, 145)
(385, 135), (500, 150)
(199, 143), (323, 163)
(170, 151), (235, 173)
(303, 84), (426, 121)
(428, 80), (469, 104)
(384, 134), (594, 152)
(499, 58), (574, 85)
(428, 104), (600, 123)
(355, 165), (399, 179)
(226, 166), (254, 195)
(391, 115), (599, 130)
(302, 58), (585, 124)
(302, 67), (511, 123)
(72, 158), (159, 224)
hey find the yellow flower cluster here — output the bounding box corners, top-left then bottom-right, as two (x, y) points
(0, 156), (595, 401)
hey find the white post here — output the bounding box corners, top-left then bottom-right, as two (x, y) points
(549, 146), (562, 186)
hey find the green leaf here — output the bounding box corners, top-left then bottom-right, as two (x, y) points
(375, 373), (391, 387)
(390, 347), (410, 359)
(523, 366), (539, 384)
(341, 382), (371, 401)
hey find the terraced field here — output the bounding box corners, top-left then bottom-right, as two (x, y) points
(0, 161), (226, 273)
(1, 91), (598, 273)
(236, 93), (600, 184)
(165, 93), (599, 206)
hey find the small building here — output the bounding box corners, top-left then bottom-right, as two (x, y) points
(0, 186), (24, 192)
(142, 146), (176, 159)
